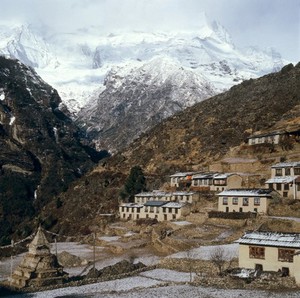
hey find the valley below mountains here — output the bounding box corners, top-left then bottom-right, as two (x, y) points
(40, 62), (300, 236)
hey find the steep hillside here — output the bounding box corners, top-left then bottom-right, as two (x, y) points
(41, 63), (300, 236)
(0, 57), (107, 244)
(108, 63), (300, 174)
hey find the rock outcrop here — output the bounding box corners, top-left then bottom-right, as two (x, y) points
(0, 56), (107, 245)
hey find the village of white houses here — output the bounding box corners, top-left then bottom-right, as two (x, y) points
(2, 124), (300, 298)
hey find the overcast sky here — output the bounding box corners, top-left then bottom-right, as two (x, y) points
(1, 0), (299, 62)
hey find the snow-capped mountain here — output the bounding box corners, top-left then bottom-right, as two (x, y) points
(0, 19), (285, 112)
(0, 16), (287, 151)
(76, 56), (216, 151)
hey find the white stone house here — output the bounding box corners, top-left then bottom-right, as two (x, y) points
(247, 131), (283, 145)
(169, 172), (199, 188)
(119, 203), (144, 220)
(119, 201), (190, 221)
(191, 172), (243, 192)
(190, 172), (216, 191)
(217, 189), (275, 213)
(236, 231), (300, 284)
(265, 161), (300, 199)
(211, 173), (243, 192)
(134, 190), (198, 204)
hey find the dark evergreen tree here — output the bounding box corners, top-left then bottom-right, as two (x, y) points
(120, 166), (147, 202)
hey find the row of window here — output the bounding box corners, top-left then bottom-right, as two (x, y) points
(222, 197), (260, 206)
(122, 214), (177, 220)
(121, 206), (179, 214)
(136, 196), (192, 202)
(275, 168), (300, 176)
(268, 183), (300, 191)
(249, 246), (295, 263)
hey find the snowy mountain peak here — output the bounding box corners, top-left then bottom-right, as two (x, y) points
(0, 17), (287, 115)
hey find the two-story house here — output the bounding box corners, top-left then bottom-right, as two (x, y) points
(265, 162), (300, 199)
(217, 189), (275, 213)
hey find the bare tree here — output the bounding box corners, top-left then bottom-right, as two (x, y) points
(209, 246), (227, 275)
(185, 249), (195, 282)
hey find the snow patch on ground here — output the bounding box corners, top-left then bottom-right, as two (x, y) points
(140, 268), (195, 282)
(172, 221), (192, 226)
(99, 236), (121, 242)
(169, 243), (239, 260)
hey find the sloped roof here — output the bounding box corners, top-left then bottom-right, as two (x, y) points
(120, 203), (143, 208)
(217, 189), (273, 197)
(170, 172), (199, 178)
(192, 172), (218, 179)
(144, 201), (168, 207)
(265, 176), (298, 184)
(271, 162), (300, 168)
(236, 231), (300, 248)
(163, 202), (185, 208)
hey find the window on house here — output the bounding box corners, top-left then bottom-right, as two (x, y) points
(278, 249), (294, 263)
(268, 183), (273, 189)
(223, 197), (228, 205)
(276, 169), (283, 176)
(168, 208), (172, 213)
(162, 207), (166, 213)
(284, 184), (289, 190)
(249, 246), (265, 259)
(254, 197), (260, 206)
(232, 197), (238, 205)
(294, 168), (300, 175)
(283, 192), (288, 198)
(285, 168), (291, 176)
(122, 207), (125, 212)
(137, 208), (140, 213)
(243, 197), (249, 206)
(297, 184), (300, 191)
(276, 184), (282, 191)
(175, 208), (178, 214)
(150, 207), (154, 213)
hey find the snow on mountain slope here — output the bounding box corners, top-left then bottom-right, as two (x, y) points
(0, 19), (286, 114)
(76, 55), (216, 151)
(0, 17), (287, 151)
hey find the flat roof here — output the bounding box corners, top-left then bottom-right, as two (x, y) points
(236, 231), (300, 248)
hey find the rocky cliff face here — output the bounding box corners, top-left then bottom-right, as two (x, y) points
(0, 57), (105, 244)
(77, 57), (216, 152)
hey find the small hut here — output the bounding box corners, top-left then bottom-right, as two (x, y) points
(10, 227), (68, 288)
